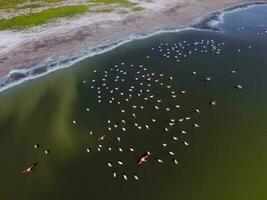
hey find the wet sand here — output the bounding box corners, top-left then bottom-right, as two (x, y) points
(0, 0), (266, 79)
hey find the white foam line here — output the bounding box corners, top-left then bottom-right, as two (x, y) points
(207, 3), (266, 29)
(0, 26), (199, 93)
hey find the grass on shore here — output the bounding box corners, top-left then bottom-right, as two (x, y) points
(0, 5), (88, 30)
(0, 0), (65, 10)
(131, 6), (144, 12)
(0, 0), (144, 30)
(0, 0), (27, 9)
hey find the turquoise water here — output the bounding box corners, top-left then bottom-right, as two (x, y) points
(0, 4), (267, 200)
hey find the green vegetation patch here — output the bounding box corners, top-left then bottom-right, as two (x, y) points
(0, 0), (27, 9)
(0, 5), (88, 30)
(131, 6), (144, 12)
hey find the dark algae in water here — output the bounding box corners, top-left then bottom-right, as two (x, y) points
(0, 4), (267, 200)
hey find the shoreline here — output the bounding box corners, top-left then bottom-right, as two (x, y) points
(0, 0), (266, 93)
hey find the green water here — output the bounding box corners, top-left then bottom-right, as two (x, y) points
(1, 5), (267, 200)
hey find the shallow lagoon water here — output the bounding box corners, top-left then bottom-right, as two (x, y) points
(1, 5), (267, 200)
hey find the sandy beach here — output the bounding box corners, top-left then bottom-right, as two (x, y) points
(0, 0), (266, 80)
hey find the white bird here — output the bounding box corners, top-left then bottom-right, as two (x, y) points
(118, 160), (123, 165)
(195, 109), (200, 113)
(235, 85), (243, 89)
(129, 148), (134, 152)
(123, 174), (128, 181)
(210, 100), (217, 106)
(184, 141), (189, 146)
(193, 123), (200, 128)
(154, 106), (160, 110)
(134, 175), (139, 181)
